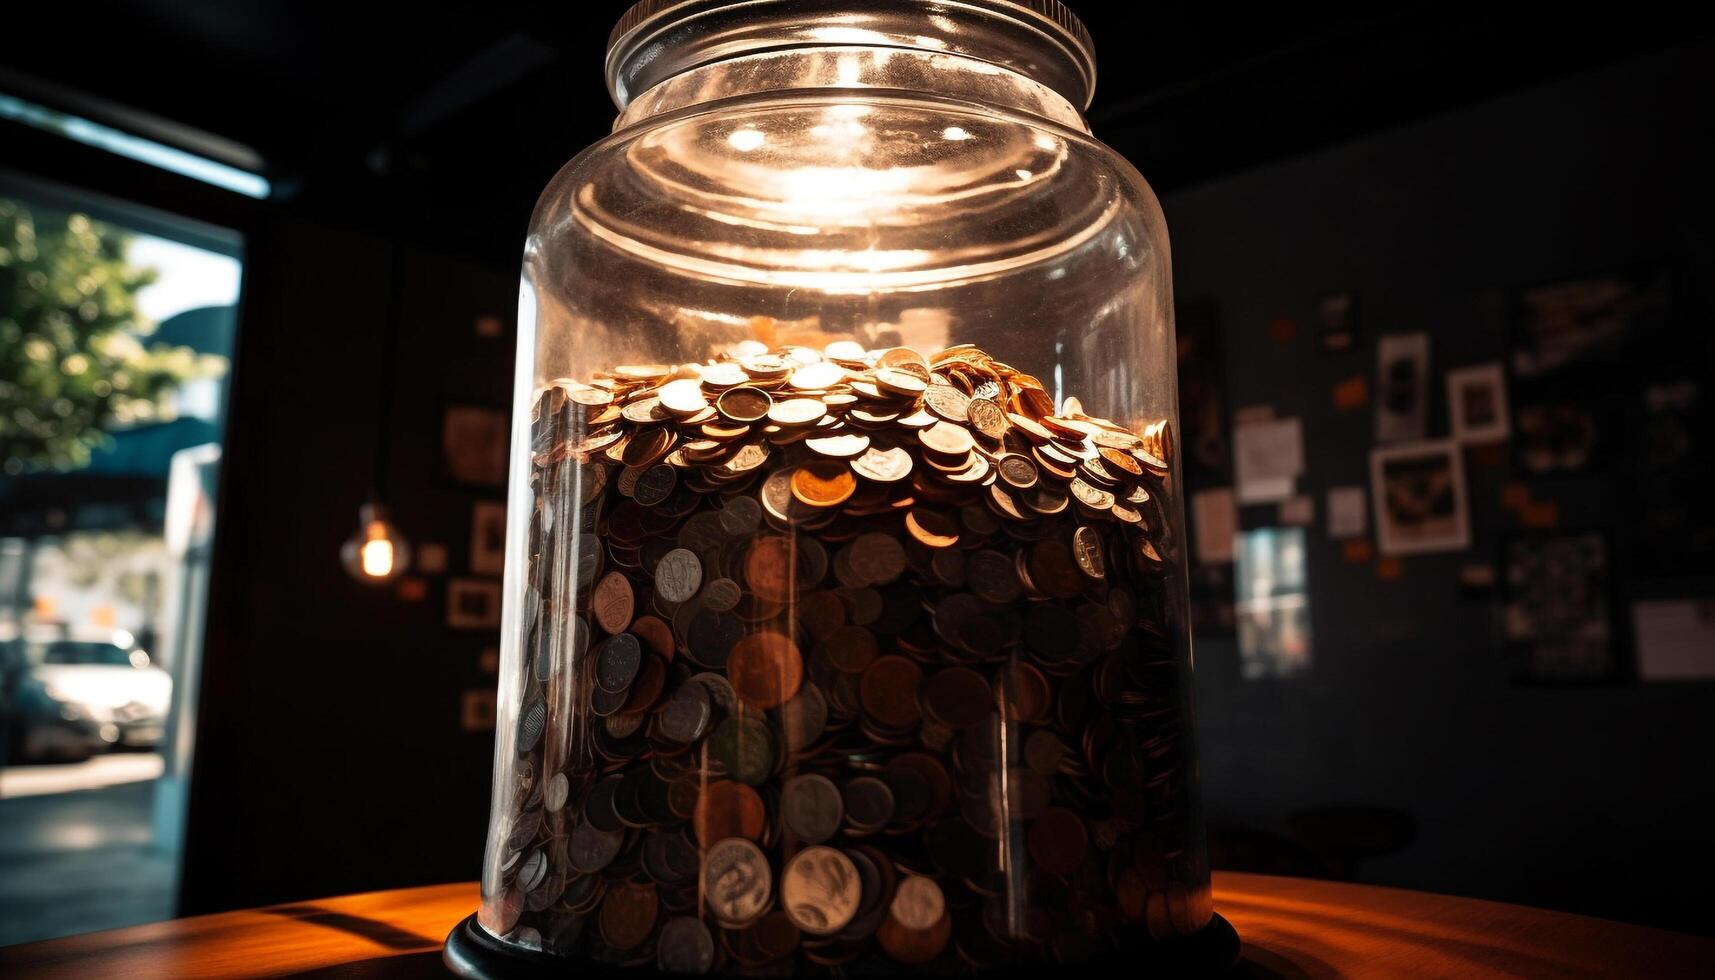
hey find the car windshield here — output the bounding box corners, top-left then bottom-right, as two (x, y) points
(34, 641), (135, 666)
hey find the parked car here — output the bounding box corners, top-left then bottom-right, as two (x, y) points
(0, 626), (172, 764)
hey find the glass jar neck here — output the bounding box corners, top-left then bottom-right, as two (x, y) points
(614, 45), (1089, 133)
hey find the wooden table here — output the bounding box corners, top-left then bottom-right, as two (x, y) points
(3, 872), (1711, 978)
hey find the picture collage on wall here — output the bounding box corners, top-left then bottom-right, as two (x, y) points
(1180, 262), (1703, 685)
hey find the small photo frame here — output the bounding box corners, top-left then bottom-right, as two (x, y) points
(1447, 362), (1510, 444)
(1374, 333), (1430, 443)
(443, 405), (509, 487)
(1370, 440), (1470, 556)
(447, 577), (502, 630)
(471, 501), (508, 575)
(1503, 532), (1618, 683)
(1316, 291), (1361, 353)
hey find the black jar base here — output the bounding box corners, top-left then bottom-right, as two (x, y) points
(444, 911), (1241, 977)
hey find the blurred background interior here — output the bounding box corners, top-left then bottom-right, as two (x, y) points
(0, 0), (1710, 949)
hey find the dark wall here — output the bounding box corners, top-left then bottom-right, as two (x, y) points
(1164, 42), (1714, 932)
(181, 216), (513, 912)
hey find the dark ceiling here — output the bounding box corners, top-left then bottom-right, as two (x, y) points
(2, 2), (1700, 269)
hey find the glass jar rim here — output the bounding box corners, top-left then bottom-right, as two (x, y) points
(605, 0), (1097, 113)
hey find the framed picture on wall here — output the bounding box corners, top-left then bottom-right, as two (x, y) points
(443, 405), (509, 486)
(471, 501), (507, 575)
(447, 577), (502, 630)
(1374, 333), (1430, 443)
(1370, 440), (1470, 556)
(1316, 290), (1361, 353)
(1509, 268), (1671, 379)
(1502, 531), (1619, 683)
(1447, 362), (1510, 444)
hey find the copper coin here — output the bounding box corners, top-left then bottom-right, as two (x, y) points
(904, 508), (959, 549)
(592, 570), (635, 633)
(859, 656), (922, 729)
(743, 537), (794, 603)
(630, 613), (675, 659)
(1027, 538), (1084, 600)
(716, 386), (772, 423)
(694, 780), (766, 847)
(791, 461), (857, 508)
(847, 532), (906, 585)
(599, 881), (658, 950)
(1027, 806), (1088, 875)
(727, 631), (804, 708)
(922, 666), (991, 728)
(781, 846), (862, 935)
(820, 624), (878, 674)
(996, 662), (1051, 724)
(888, 874), (944, 931)
(622, 426), (677, 468)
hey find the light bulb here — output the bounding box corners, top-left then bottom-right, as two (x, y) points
(341, 502), (411, 583)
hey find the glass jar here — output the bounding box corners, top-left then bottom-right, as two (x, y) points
(447, 0), (1233, 974)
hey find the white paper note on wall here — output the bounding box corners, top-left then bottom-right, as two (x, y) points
(1233, 416), (1303, 504)
(1635, 600), (1715, 681)
(1326, 485), (1368, 538)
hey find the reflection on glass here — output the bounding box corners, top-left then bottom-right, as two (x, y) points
(1235, 527), (1311, 678)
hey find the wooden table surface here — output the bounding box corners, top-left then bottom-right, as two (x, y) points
(3, 872), (1711, 978)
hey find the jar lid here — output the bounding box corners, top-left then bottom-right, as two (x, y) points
(605, 0), (1097, 112)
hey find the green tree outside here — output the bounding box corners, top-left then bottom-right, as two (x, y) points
(0, 198), (223, 474)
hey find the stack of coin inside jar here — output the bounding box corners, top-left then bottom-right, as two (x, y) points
(480, 341), (1213, 973)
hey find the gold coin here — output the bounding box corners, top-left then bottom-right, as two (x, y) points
(874, 369), (928, 398)
(918, 421), (974, 457)
(789, 361), (846, 390)
(966, 398), (1008, 441)
(768, 397), (826, 427)
(657, 378), (710, 416)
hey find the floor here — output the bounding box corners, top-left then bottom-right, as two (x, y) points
(0, 754), (176, 947)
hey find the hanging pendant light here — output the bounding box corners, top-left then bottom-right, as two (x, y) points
(342, 501), (411, 582)
(344, 223), (411, 584)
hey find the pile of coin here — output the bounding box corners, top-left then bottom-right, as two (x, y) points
(478, 341), (1213, 973)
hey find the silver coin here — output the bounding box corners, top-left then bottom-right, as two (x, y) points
(596, 633), (642, 693)
(516, 698), (546, 753)
(700, 577), (742, 612)
(518, 848), (548, 894)
(655, 548), (704, 604)
(719, 496), (762, 536)
(544, 772), (569, 813)
(778, 683), (827, 752)
(781, 773), (844, 844)
(701, 837), (771, 926)
(658, 683), (712, 743)
(569, 820), (624, 873)
(656, 916), (715, 974)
